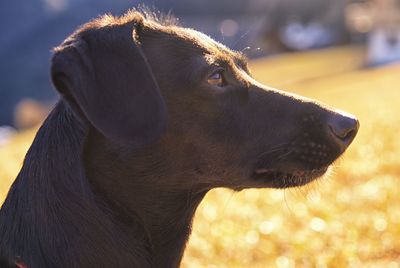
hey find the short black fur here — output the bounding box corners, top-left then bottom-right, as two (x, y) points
(0, 9), (359, 268)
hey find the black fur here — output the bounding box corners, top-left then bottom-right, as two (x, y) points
(0, 10), (359, 268)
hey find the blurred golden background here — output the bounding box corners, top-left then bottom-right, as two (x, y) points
(1, 0), (400, 267)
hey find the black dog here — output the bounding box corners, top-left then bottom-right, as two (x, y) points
(0, 10), (359, 268)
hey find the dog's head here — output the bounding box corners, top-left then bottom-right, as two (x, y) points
(51, 10), (359, 190)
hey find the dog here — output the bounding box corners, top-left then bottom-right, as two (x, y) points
(0, 10), (359, 268)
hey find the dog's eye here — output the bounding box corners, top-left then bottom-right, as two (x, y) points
(207, 70), (225, 87)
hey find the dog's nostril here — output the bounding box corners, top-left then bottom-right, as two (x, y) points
(329, 124), (356, 140)
(328, 112), (359, 147)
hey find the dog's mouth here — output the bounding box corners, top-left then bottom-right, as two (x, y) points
(251, 165), (329, 188)
(248, 138), (340, 188)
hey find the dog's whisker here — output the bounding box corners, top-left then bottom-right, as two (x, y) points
(283, 189), (295, 216)
(255, 143), (290, 158)
(269, 148), (295, 163)
(233, 29), (252, 50)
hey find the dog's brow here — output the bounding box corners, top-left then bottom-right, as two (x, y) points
(204, 54), (217, 65)
(236, 53), (248, 65)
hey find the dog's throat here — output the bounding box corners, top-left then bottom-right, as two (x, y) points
(84, 144), (209, 267)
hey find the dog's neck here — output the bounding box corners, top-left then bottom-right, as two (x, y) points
(84, 127), (210, 267)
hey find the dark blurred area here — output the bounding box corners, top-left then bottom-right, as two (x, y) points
(0, 0), (399, 129)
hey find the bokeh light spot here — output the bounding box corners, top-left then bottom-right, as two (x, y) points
(220, 19), (239, 37)
(310, 217), (326, 232)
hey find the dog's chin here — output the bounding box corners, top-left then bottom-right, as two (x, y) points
(250, 165), (330, 189)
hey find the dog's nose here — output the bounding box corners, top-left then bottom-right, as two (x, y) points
(328, 111), (359, 149)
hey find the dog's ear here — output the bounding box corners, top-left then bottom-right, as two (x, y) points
(50, 21), (167, 146)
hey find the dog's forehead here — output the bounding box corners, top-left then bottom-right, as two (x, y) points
(172, 26), (243, 62)
(184, 28), (227, 50)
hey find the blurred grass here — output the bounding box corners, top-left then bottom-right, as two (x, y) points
(1, 46), (400, 267)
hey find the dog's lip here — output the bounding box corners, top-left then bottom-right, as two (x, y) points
(252, 165), (329, 187)
(254, 167), (326, 174)
(253, 166), (328, 177)
(254, 168), (272, 175)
